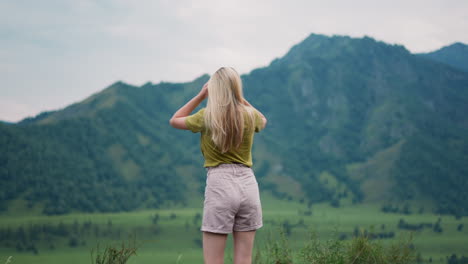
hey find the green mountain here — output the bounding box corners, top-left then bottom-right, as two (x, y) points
(243, 34), (468, 216)
(1, 33), (468, 217)
(1, 78), (209, 214)
(418, 42), (468, 72)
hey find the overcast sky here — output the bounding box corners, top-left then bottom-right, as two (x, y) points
(1, 0), (467, 122)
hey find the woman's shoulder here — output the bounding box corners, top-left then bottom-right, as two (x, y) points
(243, 106), (259, 118)
(241, 106), (259, 125)
(241, 105), (255, 114)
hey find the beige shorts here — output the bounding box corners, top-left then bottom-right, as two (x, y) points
(201, 163), (263, 234)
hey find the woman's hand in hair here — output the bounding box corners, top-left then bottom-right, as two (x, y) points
(199, 82), (209, 100)
(169, 82), (208, 130)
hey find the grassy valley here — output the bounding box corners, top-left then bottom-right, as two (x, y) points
(1, 192), (467, 264)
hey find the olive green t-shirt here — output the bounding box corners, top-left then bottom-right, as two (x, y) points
(185, 107), (264, 167)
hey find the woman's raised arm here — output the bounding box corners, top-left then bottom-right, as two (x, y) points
(169, 82), (208, 130)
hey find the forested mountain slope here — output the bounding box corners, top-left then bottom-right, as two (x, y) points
(418, 42), (468, 72)
(2, 33), (468, 217)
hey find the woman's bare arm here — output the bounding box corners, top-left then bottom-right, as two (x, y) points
(169, 82), (208, 130)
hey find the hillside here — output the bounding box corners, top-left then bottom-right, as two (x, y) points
(418, 42), (468, 72)
(1, 33), (468, 217)
(243, 34), (468, 216)
(1, 78), (210, 214)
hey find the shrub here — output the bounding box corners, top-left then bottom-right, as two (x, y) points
(254, 227), (416, 264)
(91, 235), (139, 264)
(254, 228), (293, 264)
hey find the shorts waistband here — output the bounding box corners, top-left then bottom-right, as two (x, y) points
(205, 163), (250, 172)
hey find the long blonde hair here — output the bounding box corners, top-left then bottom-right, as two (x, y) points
(204, 67), (255, 153)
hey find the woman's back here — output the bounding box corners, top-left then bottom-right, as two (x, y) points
(185, 106), (265, 167)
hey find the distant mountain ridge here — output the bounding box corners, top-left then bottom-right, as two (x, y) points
(418, 42), (468, 72)
(1, 33), (468, 217)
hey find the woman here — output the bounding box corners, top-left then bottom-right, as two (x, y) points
(169, 66), (267, 264)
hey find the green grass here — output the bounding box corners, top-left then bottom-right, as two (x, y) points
(1, 191), (467, 264)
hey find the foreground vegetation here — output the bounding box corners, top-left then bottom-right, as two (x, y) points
(89, 228), (416, 264)
(254, 228), (416, 264)
(2, 228), (417, 264)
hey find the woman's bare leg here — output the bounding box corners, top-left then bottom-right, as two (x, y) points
(233, 230), (256, 264)
(203, 231), (228, 264)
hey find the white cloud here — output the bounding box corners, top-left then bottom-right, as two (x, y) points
(0, 98), (41, 123)
(1, 0), (467, 121)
